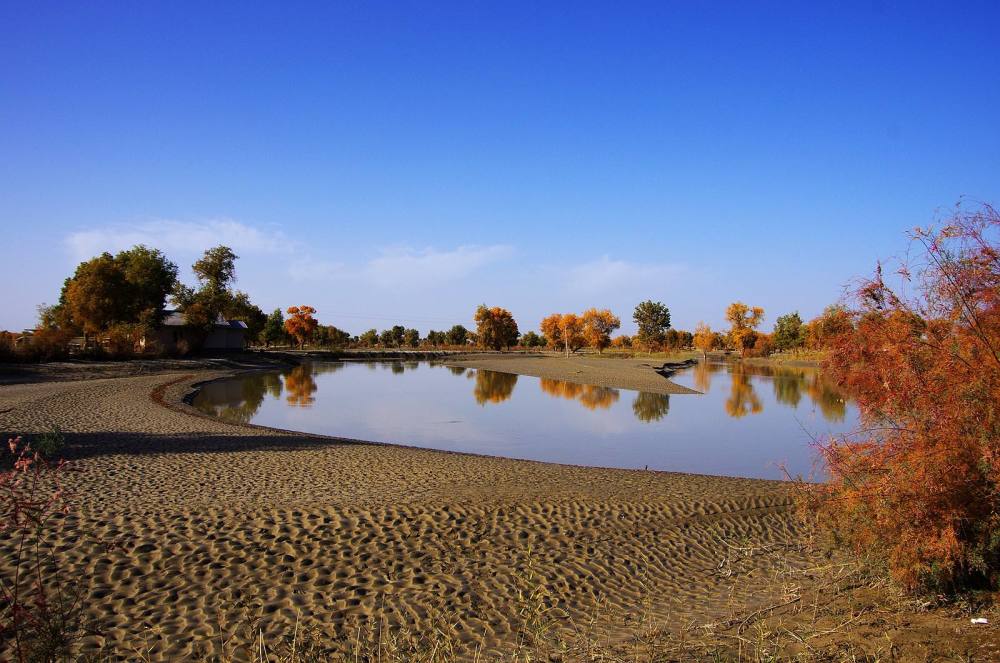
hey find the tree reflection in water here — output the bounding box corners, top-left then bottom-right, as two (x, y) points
(725, 364), (763, 418)
(284, 364), (318, 407)
(193, 371), (283, 423)
(632, 392), (669, 422)
(538, 378), (620, 410)
(805, 374), (846, 421)
(472, 369), (519, 405)
(698, 360), (847, 421)
(691, 361), (723, 393)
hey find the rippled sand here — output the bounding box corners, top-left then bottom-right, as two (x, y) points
(0, 366), (809, 659)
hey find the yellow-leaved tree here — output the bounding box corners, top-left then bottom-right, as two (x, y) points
(725, 302), (764, 358)
(540, 313), (585, 357)
(693, 322), (715, 359)
(581, 308), (621, 354)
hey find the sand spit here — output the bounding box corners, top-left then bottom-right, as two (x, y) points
(0, 365), (807, 659)
(446, 354), (700, 395)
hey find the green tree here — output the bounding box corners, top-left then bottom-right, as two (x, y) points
(359, 328), (379, 347)
(403, 328), (420, 348)
(116, 245), (179, 326)
(379, 326), (406, 347)
(261, 308), (286, 347)
(520, 331), (543, 348)
(632, 300), (671, 351)
(192, 246), (238, 294)
(173, 246), (240, 334)
(773, 312), (806, 352)
(446, 325), (469, 346)
(315, 325), (350, 347)
(225, 291), (267, 342)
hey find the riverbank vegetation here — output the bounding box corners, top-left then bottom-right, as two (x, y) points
(5, 241), (854, 363)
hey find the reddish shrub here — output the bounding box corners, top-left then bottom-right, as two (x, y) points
(815, 204), (1000, 590)
(1, 436), (83, 660)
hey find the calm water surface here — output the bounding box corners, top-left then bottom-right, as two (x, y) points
(193, 360), (857, 480)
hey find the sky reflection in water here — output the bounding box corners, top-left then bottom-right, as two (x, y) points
(193, 360), (855, 480)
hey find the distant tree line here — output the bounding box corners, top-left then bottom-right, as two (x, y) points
(2, 240), (858, 361)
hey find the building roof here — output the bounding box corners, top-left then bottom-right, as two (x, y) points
(161, 310), (247, 330)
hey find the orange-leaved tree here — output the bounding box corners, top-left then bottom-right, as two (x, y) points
(284, 306), (318, 349)
(474, 305), (519, 350)
(693, 322), (715, 358)
(815, 203), (1000, 591)
(581, 308), (621, 354)
(725, 302), (764, 357)
(540, 313), (585, 357)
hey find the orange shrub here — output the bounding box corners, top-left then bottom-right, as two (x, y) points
(816, 204), (1000, 590)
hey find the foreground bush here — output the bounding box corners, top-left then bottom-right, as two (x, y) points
(1, 436), (84, 661)
(816, 204), (1000, 591)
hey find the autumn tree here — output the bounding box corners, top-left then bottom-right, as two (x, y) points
(474, 305), (519, 350)
(815, 204), (1000, 590)
(633, 300), (671, 351)
(773, 312), (806, 352)
(693, 322), (715, 358)
(725, 302), (764, 358)
(750, 331), (775, 357)
(284, 306), (318, 349)
(805, 305), (854, 350)
(540, 313), (584, 357)
(61, 245), (178, 345)
(63, 253), (129, 340)
(472, 370), (519, 405)
(610, 334), (632, 349)
(581, 308), (621, 354)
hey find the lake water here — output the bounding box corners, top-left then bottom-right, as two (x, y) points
(192, 360), (858, 480)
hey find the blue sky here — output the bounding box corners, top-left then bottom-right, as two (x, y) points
(2, 1), (998, 335)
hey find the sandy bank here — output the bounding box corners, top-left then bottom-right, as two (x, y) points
(0, 365), (806, 659)
(445, 354), (701, 395)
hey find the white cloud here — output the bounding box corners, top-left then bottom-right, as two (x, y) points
(363, 245), (513, 289)
(287, 245), (512, 287)
(561, 256), (686, 295)
(65, 218), (294, 261)
(287, 257), (348, 282)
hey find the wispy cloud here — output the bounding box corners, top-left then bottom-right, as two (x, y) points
(561, 255), (686, 295)
(364, 245), (513, 289)
(65, 218), (294, 261)
(288, 244), (513, 289)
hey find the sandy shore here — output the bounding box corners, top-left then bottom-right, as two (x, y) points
(0, 363), (808, 659)
(446, 354), (700, 395)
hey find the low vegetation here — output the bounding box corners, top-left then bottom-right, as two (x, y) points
(812, 204), (1000, 592)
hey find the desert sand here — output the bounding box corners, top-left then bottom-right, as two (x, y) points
(0, 361), (809, 659)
